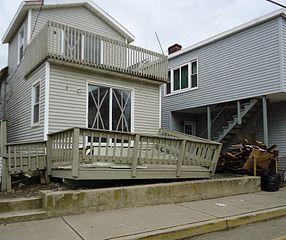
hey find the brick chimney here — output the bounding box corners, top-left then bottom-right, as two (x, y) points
(168, 43), (182, 54)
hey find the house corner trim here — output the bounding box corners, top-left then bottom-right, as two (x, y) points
(44, 62), (50, 140)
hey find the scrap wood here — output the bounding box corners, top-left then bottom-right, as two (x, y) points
(242, 148), (275, 172)
(217, 139), (278, 174)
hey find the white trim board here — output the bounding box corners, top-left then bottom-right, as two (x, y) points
(27, 9), (32, 43)
(44, 62), (50, 140)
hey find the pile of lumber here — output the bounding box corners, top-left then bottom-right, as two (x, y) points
(216, 139), (278, 175)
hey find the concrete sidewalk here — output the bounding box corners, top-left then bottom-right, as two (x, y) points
(1, 187), (286, 240)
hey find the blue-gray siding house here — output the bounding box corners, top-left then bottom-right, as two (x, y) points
(161, 9), (286, 171)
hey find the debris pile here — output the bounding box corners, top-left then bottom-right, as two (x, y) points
(216, 139), (278, 175)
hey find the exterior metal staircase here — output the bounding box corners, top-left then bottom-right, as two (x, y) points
(213, 98), (258, 142)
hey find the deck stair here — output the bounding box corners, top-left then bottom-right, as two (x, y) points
(213, 98), (258, 142)
(0, 197), (47, 224)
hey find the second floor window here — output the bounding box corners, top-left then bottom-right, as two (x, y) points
(32, 82), (40, 125)
(166, 59), (198, 95)
(18, 26), (25, 64)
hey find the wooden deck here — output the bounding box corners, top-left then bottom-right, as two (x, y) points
(1, 126), (222, 191)
(24, 21), (168, 82)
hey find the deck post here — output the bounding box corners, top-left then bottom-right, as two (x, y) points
(209, 144), (222, 176)
(177, 139), (186, 177)
(72, 128), (80, 178)
(262, 96), (269, 147)
(1, 121), (9, 192)
(131, 134), (140, 178)
(46, 135), (52, 183)
(207, 106), (211, 140)
(237, 100), (242, 125)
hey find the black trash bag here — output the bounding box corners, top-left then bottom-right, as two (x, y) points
(261, 171), (281, 192)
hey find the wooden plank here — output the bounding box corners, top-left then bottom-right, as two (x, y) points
(72, 128), (80, 178)
(28, 145), (31, 171)
(8, 146), (11, 173)
(36, 144), (39, 169)
(131, 134), (140, 177)
(90, 131), (94, 161)
(120, 134), (124, 162)
(112, 134), (117, 161)
(177, 140), (186, 177)
(13, 146), (17, 174)
(209, 144), (222, 175)
(20, 146), (23, 172)
(1, 158), (7, 191)
(127, 135), (131, 163)
(105, 133), (110, 162)
(0, 121), (7, 158)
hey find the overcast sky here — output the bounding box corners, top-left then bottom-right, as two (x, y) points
(0, 0), (283, 69)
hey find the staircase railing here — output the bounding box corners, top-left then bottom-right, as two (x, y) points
(200, 102), (233, 138)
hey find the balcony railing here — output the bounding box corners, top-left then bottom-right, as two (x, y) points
(24, 21), (168, 82)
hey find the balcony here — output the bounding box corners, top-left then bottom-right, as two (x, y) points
(24, 21), (168, 82)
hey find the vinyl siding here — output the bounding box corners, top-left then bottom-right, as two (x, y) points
(8, 17), (28, 75)
(31, 6), (125, 42)
(49, 65), (160, 135)
(254, 101), (286, 171)
(5, 63), (46, 143)
(5, 14), (45, 143)
(268, 101), (286, 171)
(162, 18), (281, 128)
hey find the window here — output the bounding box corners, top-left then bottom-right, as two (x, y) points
(191, 61), (197, 88)
(166, 71), (171, 94)
(165, 59), (198, 95)
(184, 121), (196, 135)
(18, 26), (25, 64)
(32, 82), (40, 125)
(88, 85), (132, 132)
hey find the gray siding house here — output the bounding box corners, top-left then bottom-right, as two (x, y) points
(0, 0), (167, 143)
(162, 9), (286, 171)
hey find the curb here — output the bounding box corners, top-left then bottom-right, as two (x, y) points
(113, 206), (286, 240)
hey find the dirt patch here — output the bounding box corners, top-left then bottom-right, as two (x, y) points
(0, 182), (73, 200)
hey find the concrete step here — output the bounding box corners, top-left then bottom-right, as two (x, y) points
(0, 209), (47, 224)
(0, 197), (42, 213)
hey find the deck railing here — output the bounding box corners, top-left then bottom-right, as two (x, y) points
(1, 127), (222, 191)
(159, 128), (222, 174)
(7, 141), (47, 175)
(24, 21), (168, 82)
(48, 128), (222, 178)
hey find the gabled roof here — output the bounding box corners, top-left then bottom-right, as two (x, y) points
(2, 0), (135, 44)
(169, 8), (286, 59)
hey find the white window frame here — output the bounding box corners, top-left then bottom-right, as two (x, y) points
(17, 25), (25, 65)
(184, 120), (196, 135)
(31, 81), (40, 127)
(87, 83), (134, 133)
(165, 58), (198, 96)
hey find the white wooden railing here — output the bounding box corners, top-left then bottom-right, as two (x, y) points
(48, 128), (222, 178)
(7, 142), (47, 175)
(25, 21), (168, 82)
(1, 127), (222, 191)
